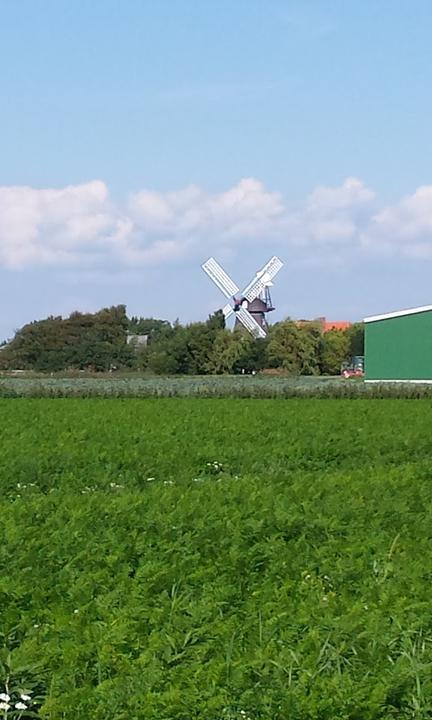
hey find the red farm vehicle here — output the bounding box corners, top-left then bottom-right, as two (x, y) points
(341, 355), (364, 378)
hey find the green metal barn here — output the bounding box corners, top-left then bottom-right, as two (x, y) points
(364, 305), (432, 382)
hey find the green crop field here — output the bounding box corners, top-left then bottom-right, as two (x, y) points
(2, 374), (432, 399)
(1, 398), (432, 719)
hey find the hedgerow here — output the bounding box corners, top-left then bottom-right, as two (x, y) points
(2, 375), (432, 398)
(1, 398), (432, 718)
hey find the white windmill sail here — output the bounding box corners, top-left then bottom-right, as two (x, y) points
(223, 255), (284, 320)
(201, 257), (239, 299)
(236, 307), (267, 339)
(201, 255), (283, 339)
(242, 256), (283, 303)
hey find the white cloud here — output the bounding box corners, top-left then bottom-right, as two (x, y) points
(129, 178), (284, 242)
(0, 181), (116, 268)
(363, 185), (432, 257)
(300, 177), (375, 244)
(2, 176), (432, 270)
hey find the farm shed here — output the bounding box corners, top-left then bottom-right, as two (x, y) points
(364, 305), (432, 382)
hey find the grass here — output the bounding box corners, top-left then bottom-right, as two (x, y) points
(1, 398), (432, 718)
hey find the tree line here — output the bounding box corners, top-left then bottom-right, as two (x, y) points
(0, 305), (364, 375)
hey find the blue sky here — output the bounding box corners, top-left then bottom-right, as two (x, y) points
(1, 0), (432, 341)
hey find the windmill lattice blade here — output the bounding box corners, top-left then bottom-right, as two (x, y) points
(236, 307), (267, 339)
(242, 256), (284, 303)
(262, 255), (283, 280)
(202, 258), (239, 299)
(222, 302), (234, 319)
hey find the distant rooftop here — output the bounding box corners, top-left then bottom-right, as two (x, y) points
(297, 317), (352, 333)
(127, 334), (148, 346)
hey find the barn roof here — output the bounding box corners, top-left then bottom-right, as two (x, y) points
(364, 304), (432, 323)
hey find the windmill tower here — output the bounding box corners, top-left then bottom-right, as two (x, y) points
(202, 256), (283, 338)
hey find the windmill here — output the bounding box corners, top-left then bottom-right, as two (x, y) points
(202, 256), (283, 338)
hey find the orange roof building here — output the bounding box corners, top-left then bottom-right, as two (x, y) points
(296, 317), (352, 333)
(322, 320), (352, 332)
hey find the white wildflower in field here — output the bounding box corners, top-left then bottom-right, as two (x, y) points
(222, 709), (252, 720)
(207, 461), (223, 470)
(0, 693), (10, 702)
(0, 702), (10, 711)
(20, 693), (32, 701)
(146, 477), (155, 482)
(81, 485), (97, 494)
(15, 702), (27, 710)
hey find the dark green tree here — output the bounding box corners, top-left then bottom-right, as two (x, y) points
(233, 336), (268, 373)
(346, 322), (365, 357)
(142, 312), (225, 375)
(319, 329), (350, 375)
(266, 320), (321, 375)
(4, 306), (133, 372)
(206, 329), (253, 374)
(128, 317), (173, 340)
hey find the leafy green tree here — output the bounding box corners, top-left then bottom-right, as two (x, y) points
(3, 306), (363, 377)
(206, 330), (252, 374)
(319, 329), (350, 375)
(128, 316), (173, 340)
(4, 306), (133, 372)
(143, 312), (225, 375)
(144, 343), (180, 374)
(266, 320), (321, 375)
(233, 336), (268, 373)
(346, 322), (364, 357)
(205, 309), (225, 332)
(266, 320), (299, 373)
(296, 323), (322, 375)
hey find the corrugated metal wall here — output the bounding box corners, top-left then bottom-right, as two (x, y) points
(365, 310), (432, 380)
